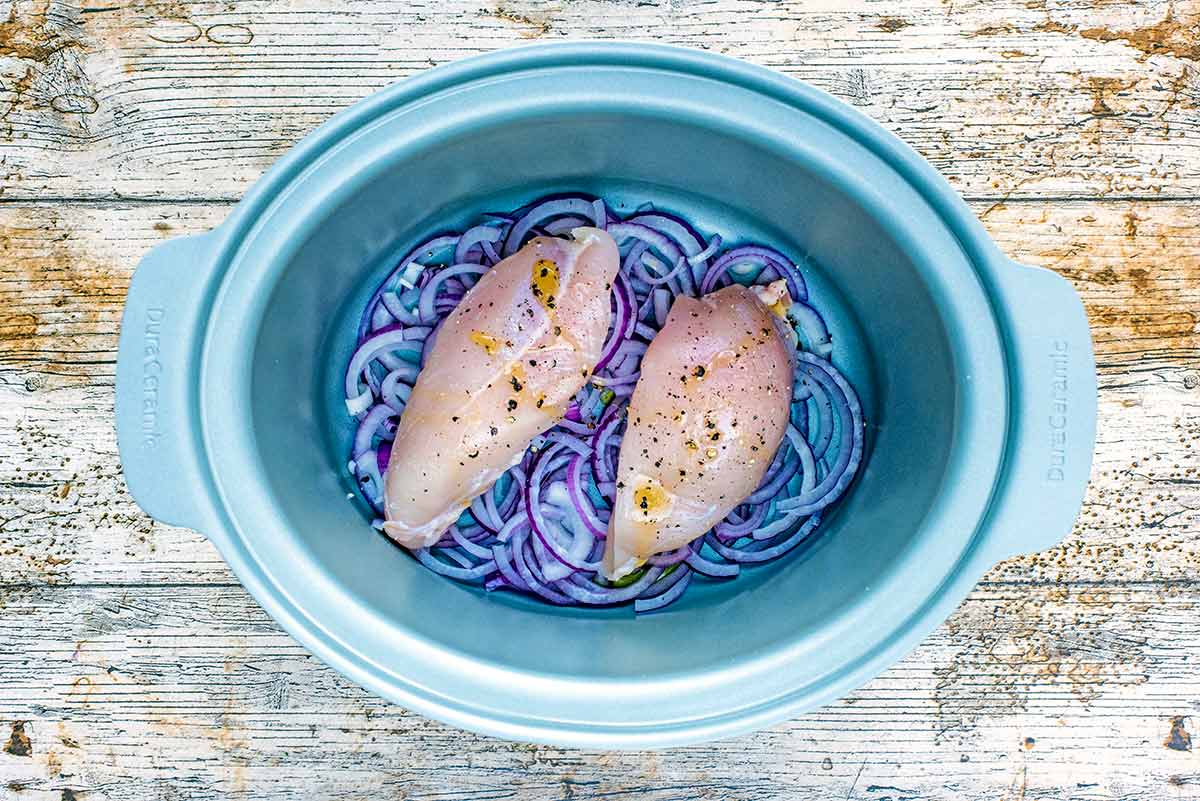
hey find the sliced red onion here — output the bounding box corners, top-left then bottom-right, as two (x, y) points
(412, 547), (495, 580)
(707, 514), (822, 563)
(525, 445), (602, 572)
(622, 239), (650, 271)
(530, 519), (575, 582)
(480, 483), (507, 534)
(494, 556), (531, 592)
(449, 525), (496, 560)
(624, 212), (703, 294)
(480, 240), (500, 264)
(558, 565), (665, 604)
(627, 212), (705, 257)
(402, 325), (433, 342)
(614, 224), (691, 296)
(714, 503), (769, 540)
(788, 300), (833, 357)
(468, 493), (500, 536)
(492, 538), (528, 589)
(689, 234), (722, 266)
(375, 441), (391, 476)
(634, 568), (693, 613)
(353, 404), (396, 461)
(775, 355), (863, 515)
(635, 283), (657, 323)
(454, 224), (505, 264)
(346, 389), (374, 416)
(652, 288), (672, 327)
(594, 272), (636, 373)
(353, 451), (385, 511)
(592, 198), (608, 229)
(685, 549), (740, 578)
(589, 372), (641, 389)
(647, 547), (690, 566)
(793, 375), (814, 402)
(358, 234), (458, 341)
(542, 430), (593, 458)
(611, 338), (647, 367)
(633, 321), (659, 340)
(634, 253), (690, 289)
(496, 478), (521, 523)
(495, 507), (528, 543)
(543, 215), (592, 235)
(420, 320), (442, 367)
(700, 245), (808, 300)
(370, 301), (395, 333)
(511, 529), (575, 604)
(745, 439), (798, 505)
(608, 222), (685, 272)
(566, 455), (608, 539)
(800, 373), (834, 459)
(417, 263), (486, 323)
(555, 418), (599, 437)
(589, 413), (624, 483)
(345, 329), (418, 414)
(380, 291), (420, 326)
(503, 196), (604, 256)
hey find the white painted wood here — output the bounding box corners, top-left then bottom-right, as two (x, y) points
(0, 583), (1198, 800)
(0, 0), (1197, 201)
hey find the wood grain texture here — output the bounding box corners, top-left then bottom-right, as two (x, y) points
(0, 582), (1198, 800)
(0, 0), (1198, 201)
(1, 0), (1199, 797)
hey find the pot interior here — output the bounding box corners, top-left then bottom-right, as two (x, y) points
(243, 106), (965, 681)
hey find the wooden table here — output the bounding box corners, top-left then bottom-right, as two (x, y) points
(1, 1), (1198, 798)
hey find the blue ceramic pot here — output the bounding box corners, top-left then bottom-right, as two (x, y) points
(115, 43), (1096, 747)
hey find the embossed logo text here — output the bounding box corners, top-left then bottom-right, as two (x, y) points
(1047, 339), (1069, 481)
(142, 307), (165, 448)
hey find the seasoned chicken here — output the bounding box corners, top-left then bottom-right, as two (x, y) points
(384, 228), (620, 548)
(604, 283), (795, 579)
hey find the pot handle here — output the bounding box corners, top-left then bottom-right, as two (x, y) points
(115, 231), (222, 534)
(979, 259), (1097, 563)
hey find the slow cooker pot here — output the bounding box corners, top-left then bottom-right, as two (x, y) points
(116, 43), (1096, 747)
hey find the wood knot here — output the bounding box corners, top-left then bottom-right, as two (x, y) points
(1166, 716), (1192, 751)
(3, 721), (31, 757)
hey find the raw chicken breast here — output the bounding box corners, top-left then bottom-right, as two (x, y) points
(384, 228), (620, 548)
(604, 283), (795, 579)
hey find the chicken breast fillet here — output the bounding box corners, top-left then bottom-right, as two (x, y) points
(604, 283), (795, 579)
(384, 228), (620, 548)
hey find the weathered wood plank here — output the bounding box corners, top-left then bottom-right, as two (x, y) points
(0, 203), (232, 586)
(979, 199), (1200, 585)
(1, 200), (1197, 588)
(0, 582), (1196, 799)
(1, 0), (1199, 201)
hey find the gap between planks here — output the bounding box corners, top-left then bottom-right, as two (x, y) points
(3, 195), (1200, 207)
